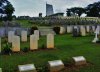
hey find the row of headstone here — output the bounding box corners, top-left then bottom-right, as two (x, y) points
(67, 25), (98, 34)
(71, 25), (100, 37)
(11, 33), (54, 52)
(18, 56), (87, 72)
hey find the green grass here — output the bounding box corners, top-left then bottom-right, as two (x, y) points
(0, 34), (100, 72)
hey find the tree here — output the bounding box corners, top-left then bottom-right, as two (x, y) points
(66, 9), (71, 16)
(66, 7), (86, 17)
(85, 1), (100, 17)
(0, 0), (15, 21)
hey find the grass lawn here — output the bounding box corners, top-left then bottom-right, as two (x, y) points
(0, 34), (100, 72)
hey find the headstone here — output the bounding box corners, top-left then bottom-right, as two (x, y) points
(72, 56), (87, 66)
(48, 60), (64, 72)
(0, 68), (2, 72)
(80, 26), (86, 36)
(30, 35), (38, 50)
(0, 38), (1, 53)
(92, 26), (100, 43)
(21, 31), (27, 42)
(12, 36), (20, 52)
(67, 26), (72, 33)
(72, 26), (80, 37)
(86, 26), (90, 32)
(34, 30), (39, 40)
(47, 33), (54, 49)
(92, 26), (96, 32)
(8, 31), (14, 43)
(60, 27), (66, 34)
(18, 64), (37, 72)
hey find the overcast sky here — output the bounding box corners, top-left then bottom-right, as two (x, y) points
(8, 0), (99, 17)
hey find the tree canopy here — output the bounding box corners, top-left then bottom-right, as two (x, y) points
(66, 1), (100, 17)
(66, 7), (85, 17)
(0, 0), (15, 21)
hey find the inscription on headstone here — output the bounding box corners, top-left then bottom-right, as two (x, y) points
(48, 60), (64, 72)
(72, 56), (87, 66)
(18, 64), (37, 72)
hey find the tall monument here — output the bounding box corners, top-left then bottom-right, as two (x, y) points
(46, 3), (54, 16)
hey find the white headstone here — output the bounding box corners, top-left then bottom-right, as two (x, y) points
(12, 36), (20, 52)
(34, 30), (39, 40)
(80, 26), (86, 36)
(48, 60), (64, 72)
(30, 35), (38, 50)
(21, 31), (27, 42)
(72, 56), (87, 65)
(8, 31), (14, 43)
(92, 26), (96, 32)
(86, 26), (90, 32)
(67, 26), (72, 33)
(18, 64), (37, 72)
(60, 27), (66, 34)
(47, 33), (54, 49)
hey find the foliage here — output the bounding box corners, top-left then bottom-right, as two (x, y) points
(2, 43), (12, 54)
(67, 7), (86, 17)
(85, 1), (100, 17)
(53, 27), (60, 34)
(0, 0), (15, 21)
(30, 26), (38, 35)
(66, 1), (100, 17)
(22, 47), (29, 52)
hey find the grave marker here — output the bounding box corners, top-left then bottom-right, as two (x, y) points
(67, 26), (72, 33)
(92, 26), (100, 43)
(18, 64), (37, 72)
(72, 56), (87, 66)
(47, 33), (54, 49)
(34, 30), (39, 40)
(80, 26), (86, 36)
(21, 31), (27, 42)
(48, 60), (64, 72)
(12, 36), (20, 52)
(86, 26), (90, 32)
(8, 31), (14, 43)
(60, 27), (66, 34)
(30, 35), (38, 50)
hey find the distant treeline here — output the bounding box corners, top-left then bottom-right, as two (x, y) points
(66, 1), (100, 17)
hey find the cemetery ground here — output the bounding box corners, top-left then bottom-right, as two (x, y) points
(0, 34), (100, 72)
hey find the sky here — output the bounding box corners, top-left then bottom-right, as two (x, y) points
(8, 0), (100, 17)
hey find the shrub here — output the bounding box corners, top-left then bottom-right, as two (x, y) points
(22, 47), (29, 52)
(2, 43), (12, 55)
(53, 27), (60, 34)
(30, 26), (38, 35)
